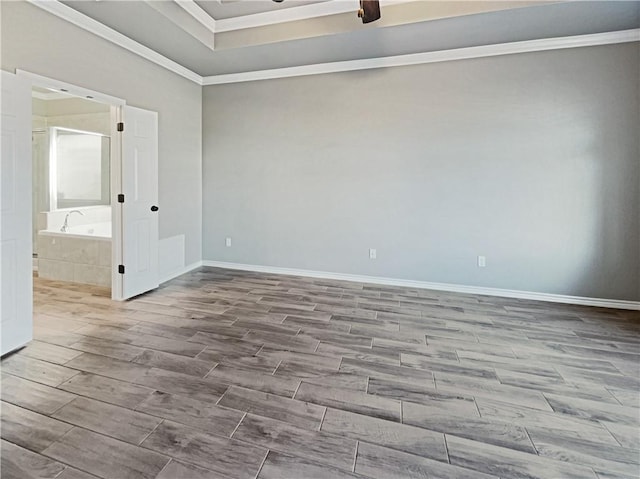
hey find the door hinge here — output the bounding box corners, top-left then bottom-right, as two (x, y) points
(118, 265), (125, 274)
(117, 194), (125, 203)
(117, 122), (124, 132)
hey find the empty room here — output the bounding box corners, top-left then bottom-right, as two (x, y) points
(0, 1), (639, 478)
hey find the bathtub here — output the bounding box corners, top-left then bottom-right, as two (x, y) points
(48, 222), (112, 239)
(37, 222), (112, 287)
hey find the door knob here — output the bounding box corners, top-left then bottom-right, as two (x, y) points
(151, 205), (159, 212)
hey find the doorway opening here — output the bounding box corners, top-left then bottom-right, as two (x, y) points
(19, 69), (161, 303)
(31, 87), (113, 291)
(18, 70), (127, 301)
(1, 70), (160, 356)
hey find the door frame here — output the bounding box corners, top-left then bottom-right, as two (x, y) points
(16, 70), (128, 300)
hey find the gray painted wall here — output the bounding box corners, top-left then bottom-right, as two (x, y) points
(2, 1), (203, 266)
(202, 43), (639, 301)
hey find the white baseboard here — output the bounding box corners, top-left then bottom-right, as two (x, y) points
(159, 260), (203, 285)
(201, 260), (640, 311)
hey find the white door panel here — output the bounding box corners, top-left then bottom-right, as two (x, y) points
(1, 71), (32, 355)
(120, 106), (158, 299)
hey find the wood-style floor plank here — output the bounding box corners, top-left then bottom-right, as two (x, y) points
(133, 367), (228, 403)
(604, 422), (640, 450)
(527, 427), (640, 477)
(55, 467), (101, 479)
(355, 441), (497, 479)
(42, 427), (170, 479)
(446, 434), (599, 479)
(2, 269), (637, 479)
(67, 337), (146, 362)
(0, 402), (73, 452)
(232, 414), (357, 471)
(0, 439), (66, 479)
(258, 451), (367, 479)
(131, 349), (215, 377)
(19, 340), (84, 365)
(403, 400), (537, 453)
(218, 385), (325, 430)
(296, 381), (401, 422)
(1, 355), (79, 387)
(321, 407), (447, 461)
(545, 393), (640, 426)
(155, 460), (227, 479)
(64, 353), (149, 383)
(51, 397), (162, 445)
(476, 397), (621, 445)
(205, 363), (300, 397)
(141, 420), (266, 479)
(58, 372), (155, 409)
(135, 390), (243, 437)
(1, 374), (77, 415)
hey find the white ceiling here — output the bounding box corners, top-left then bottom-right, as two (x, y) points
(40, 1), (640, 79)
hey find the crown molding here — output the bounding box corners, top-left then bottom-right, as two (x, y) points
(28, 0), (203, 84)
(174, 0), (216, 33)
(202, 261), (640, 310)
(214, 0), (415, 33)
(145, 0), (216, 51)
(175, 0), (217, 36)
(202, 29), (640, 85)
(26, 0), (639, 88)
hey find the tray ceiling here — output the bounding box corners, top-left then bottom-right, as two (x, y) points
(195, 0), (333, 20)
(34, 1), (640, 79)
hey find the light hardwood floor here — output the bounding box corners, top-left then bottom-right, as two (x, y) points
(1, 267), (638, 479)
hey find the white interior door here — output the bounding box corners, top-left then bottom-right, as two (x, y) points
(119, 105), (159, 299)
(1, 71), (33, 355)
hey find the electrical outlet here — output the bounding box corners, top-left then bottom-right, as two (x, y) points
(225, 237), (232, 247)
(478, 255), (486, 268)
(369, 248), (377, 260)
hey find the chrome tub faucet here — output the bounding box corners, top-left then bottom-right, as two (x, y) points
(60, 210), (84, 232)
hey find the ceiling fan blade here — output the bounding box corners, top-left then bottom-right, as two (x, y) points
(271, 0), (381, 23)
(358, 0), (381, 24)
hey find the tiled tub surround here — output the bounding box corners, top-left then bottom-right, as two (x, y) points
(37, 228), (111, 287)
(35, 205), (112, 287)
